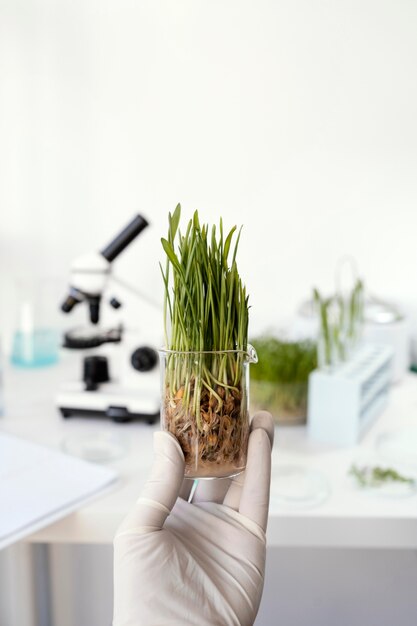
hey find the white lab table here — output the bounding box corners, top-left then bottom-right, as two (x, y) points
(1, 355), (417, 625)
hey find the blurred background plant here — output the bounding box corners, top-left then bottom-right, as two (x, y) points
(250, 337), (317, 425)
(314, 278), (364, 371)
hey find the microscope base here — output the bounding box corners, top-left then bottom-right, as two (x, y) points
(56, 383), (160, 424)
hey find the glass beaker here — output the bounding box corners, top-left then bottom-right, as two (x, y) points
(10, 274), (61, 368)
(159, 346), (257, 479)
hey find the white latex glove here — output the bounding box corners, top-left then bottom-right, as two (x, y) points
(113, 411), (274, 626)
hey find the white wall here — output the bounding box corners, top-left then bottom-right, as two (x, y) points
(1, 0), (417, 345)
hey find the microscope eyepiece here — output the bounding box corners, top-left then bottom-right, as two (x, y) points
(101, 214), (148, 263)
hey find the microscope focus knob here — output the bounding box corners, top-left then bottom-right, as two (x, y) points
(110, 297), (122, 309)
(131, 347), (158, 373)
(83, 356), (110, 391)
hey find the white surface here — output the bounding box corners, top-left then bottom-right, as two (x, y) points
(2, 1), (417, 350)
(0, 430), (117, 550)
(2, 355), (417, 548)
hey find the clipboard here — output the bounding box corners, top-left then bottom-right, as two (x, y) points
(0, 431), (117, 550)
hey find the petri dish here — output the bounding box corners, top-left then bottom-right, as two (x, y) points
(62, 431), (128, 463)
(270, 464), (331, 509)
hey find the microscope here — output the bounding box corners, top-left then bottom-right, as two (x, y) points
(56, 215), (160, 424)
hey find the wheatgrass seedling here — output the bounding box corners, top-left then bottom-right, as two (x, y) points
(159, 204), (251, 477)
(349, 464), (415, 488)
(314, 279), (364, 369)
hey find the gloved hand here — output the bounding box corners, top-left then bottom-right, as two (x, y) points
(113, 411), (274, 626)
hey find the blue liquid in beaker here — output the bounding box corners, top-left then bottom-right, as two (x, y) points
(11, 329), (60, 368)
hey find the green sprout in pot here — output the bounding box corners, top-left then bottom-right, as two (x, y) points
(314, 289), (341, 369)
(159, 204), (252, 478)
(250, 337), (317, 423)
(314, 278), (365, 370)
(345, 278), (365, 350)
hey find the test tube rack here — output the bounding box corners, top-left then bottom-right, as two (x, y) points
(307, 344), (393, 446)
